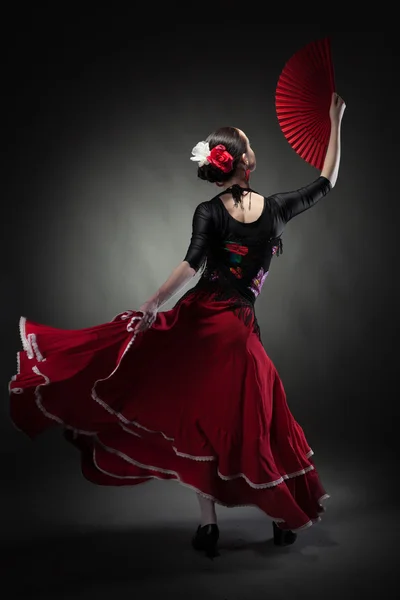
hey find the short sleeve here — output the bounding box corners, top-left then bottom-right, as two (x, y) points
(183, 202), (214, 272)
(271, 176), (332, 226)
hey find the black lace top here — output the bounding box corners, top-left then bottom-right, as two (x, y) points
(183, 176), (332, 305)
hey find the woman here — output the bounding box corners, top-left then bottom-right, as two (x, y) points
(9, 93), (345, 559)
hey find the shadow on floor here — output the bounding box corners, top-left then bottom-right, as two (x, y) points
(0, 521), (340, 597)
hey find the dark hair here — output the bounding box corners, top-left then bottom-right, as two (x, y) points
(197, 127), (246, 184)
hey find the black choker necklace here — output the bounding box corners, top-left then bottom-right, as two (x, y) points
(225, 184), (252, 210)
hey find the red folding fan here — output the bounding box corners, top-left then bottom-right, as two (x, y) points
(275, 37), (336, 170)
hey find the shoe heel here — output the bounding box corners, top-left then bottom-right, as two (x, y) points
(273, 521), (297, 546)
(192, 524), (220, 559)
(273, 521), (283, 545)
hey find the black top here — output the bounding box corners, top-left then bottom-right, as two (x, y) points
(183, 176), (332, 304)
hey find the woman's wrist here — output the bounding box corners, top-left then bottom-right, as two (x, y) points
(330, 117), (342, 130)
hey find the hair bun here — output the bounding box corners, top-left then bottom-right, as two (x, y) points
(194, 126), (247, 185)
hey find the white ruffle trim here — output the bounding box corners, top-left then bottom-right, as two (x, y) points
(10, 312), (323, 509)
(93, 438), (330, 531)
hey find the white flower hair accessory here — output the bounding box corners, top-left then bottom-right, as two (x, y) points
(190, 141), (210, 167)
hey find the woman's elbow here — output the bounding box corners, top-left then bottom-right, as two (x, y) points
(182, 260), (198, 277)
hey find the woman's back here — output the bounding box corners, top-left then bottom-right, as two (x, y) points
(184, 177), (332, 303)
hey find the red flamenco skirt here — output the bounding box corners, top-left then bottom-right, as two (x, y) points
(9, 287), (329, 532)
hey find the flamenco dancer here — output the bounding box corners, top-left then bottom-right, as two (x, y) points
(9, 92), (345, 559)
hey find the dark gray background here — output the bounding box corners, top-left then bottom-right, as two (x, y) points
(2, 18), (398, 600)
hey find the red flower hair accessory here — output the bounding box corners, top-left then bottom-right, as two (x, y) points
(190, 141), (234, 173)
(207, 144), (234, 173)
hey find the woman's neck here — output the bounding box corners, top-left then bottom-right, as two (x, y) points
(219, 172), (250, 191)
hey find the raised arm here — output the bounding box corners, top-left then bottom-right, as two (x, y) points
(271, 93), (345, 228)
(136, 202), (212, 332)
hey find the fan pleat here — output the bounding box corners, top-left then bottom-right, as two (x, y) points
(275, 37), (335, 169)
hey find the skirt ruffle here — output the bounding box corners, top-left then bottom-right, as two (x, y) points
(9, 290), (329, 531)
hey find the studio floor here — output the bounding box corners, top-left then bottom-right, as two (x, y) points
(1, 443), (397, 599)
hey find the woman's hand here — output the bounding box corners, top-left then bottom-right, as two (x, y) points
(329, 92), (346, 125)
(133, 261), (196, 334)
(135, 299), (159, 333)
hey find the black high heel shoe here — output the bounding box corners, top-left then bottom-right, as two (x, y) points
(273, 521), (297, 546)
(192, 524), (220, 558)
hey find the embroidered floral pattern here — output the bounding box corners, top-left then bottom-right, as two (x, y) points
(224, 242), (249, 259)
(208, 270), (219, 281)
(230, 266), (243, 279)
(195, 233), (283, 307)
(224, 242), (248, 279)
(249, 267), (269, 297)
